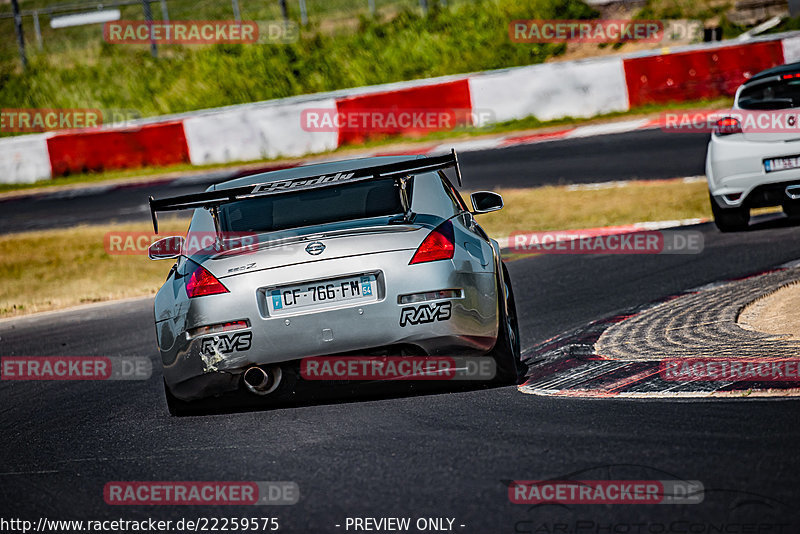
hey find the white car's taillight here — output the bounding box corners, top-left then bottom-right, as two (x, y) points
(714, 116), (742, 136)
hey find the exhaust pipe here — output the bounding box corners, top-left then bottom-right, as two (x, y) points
(242, 365), (282, 396)
(787, 185), (800, 200)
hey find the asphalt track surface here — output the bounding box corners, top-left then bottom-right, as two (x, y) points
(2, 129), (800, 531)
(0, 129), (709, 234)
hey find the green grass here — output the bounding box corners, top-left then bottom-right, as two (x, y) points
(766, 15), (800, 36)
(1, 0), (597, 120)
(2, 0), (443, 63)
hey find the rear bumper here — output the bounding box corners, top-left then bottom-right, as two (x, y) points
(707, 135), (800, 208)
(157, 250), (499, 401)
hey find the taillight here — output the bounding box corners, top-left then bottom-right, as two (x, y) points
(186, 265), (229, 298)
(714, 117), (742, 136)
(409, 220), (455, 265)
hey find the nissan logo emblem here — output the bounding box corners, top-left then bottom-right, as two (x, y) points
(305, 242), (325, 255)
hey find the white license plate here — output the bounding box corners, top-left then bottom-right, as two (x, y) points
(267, 275), (377, 314)
(765, 156), (800, 173)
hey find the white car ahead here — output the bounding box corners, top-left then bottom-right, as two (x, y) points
(707, 61), (800, 231)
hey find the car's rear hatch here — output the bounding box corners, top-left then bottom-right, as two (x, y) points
(737, 74), (800, 143)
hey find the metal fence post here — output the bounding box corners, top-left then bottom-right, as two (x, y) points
(299, 0), (307, 26)
(11, 0), (27, 69)
(368, 0), (375, 15)
(160, 0), (169, 23)
(141, 0), (157, 58)
(33, 10), (43, 49)
(232, 0), (241, 23)
(279, 0), (289, 22)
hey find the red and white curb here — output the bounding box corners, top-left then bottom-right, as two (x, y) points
(430, 118), (663, 155)
(312, 116), (664, 161)
(565, 175), (706, 191)
(518, 261), (800, 398)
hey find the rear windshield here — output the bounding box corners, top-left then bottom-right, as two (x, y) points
(219, 177), (405, 233)
(738, 78), (800, 110)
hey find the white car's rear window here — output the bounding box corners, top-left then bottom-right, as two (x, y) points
(739, 78), (800, 110)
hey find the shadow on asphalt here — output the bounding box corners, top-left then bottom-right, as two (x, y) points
(167, 375), (521, 417)
(746, 212), (800, 232)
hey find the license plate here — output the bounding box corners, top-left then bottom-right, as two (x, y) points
(765, 156), (800, 173)
(267, 275), (377, 314)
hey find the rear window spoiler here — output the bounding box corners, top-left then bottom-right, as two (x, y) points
(148, 149), (463, 233)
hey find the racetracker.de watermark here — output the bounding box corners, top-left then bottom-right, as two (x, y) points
(300, 356), (496, 381)
(105, 231), (259, 257)
(511, 229), (704, 255)
(1, 356), (151, 380)
(508, 480), (704, 504)
(662, 109), (800, 134)
(509, 19), (664, 43)
(1, 108), (101, 132)
(1, 108), (142, 132)
(300, 108), (495, 133)
(103, 20), (297, 44)
(104, 481), (299, 505)
(661, 358), (800, 382)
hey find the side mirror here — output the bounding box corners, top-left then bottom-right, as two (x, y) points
(148, 236), (184, 260)
(470, 191), (504, 214)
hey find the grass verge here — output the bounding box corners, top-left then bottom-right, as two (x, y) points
(0, 179), (712, 319)
(1, 0), (590, 117)
(0, 217), (188, 318)
(473, 179), (710, 237)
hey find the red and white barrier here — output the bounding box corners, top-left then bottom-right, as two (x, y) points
(335, 80), (472, 145)
(622, 40), (784, 108)
(782, 35), (800, 63)
(46, 121), (190, 176)
(0, 134), (52, 184)
(470, 56), (629, 122)
(182, 100), (339, 165)
(2, 31), (800, 184)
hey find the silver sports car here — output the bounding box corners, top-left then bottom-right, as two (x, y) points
(148, 151), (521, 414)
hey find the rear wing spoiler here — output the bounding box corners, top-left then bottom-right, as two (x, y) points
(148, 149), (463, 233)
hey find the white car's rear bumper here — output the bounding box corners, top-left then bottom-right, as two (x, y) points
(706, 134), (800, 208)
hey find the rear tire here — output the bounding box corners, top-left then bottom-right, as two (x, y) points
(710, 194), (749, 232)
(163, 380), (194, 416)
(490, 264), (524, 385)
